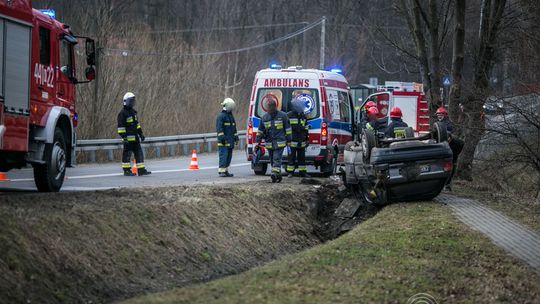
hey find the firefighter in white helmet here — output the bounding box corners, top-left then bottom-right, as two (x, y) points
(117, 92), (151, 176)
(216, 98), (238, 177)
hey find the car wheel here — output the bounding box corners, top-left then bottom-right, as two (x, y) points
(432, 122), (448, 143)
(361, 129), (376, 161)
(34, 128), (67, 192)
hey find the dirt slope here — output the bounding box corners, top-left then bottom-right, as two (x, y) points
(0, 182), (326, 303)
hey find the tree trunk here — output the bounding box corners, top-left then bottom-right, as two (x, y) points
(457, 0), (507, 180)
(448, 0), (466, 136)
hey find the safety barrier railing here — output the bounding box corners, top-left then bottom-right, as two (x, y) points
(76, 131), (247, 163)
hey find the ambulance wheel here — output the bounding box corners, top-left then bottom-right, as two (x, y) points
(405, 127), (415, 138)
(432, 122), (448, 143)
(34, 128), (67, 192)
(361, 129), (376, 161)
(253, 163), (268, 175)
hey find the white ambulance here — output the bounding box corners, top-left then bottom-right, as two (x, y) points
(246, 66), (355, 176)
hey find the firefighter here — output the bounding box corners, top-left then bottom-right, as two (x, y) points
(286, 97), (310, 177)
(384, 107), (408, 138)
(436, 107), (464, 190)
(216, 98), (238, 177)
(256, 98), (291, 183)
(359, 101), (377, 130)
(365, 107), (383, 131)
(117, 92), (151, 176)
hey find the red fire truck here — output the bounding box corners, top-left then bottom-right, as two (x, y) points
(0, 1), (96, 191)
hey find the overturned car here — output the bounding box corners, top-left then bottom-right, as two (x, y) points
(343, 122), (453, 204)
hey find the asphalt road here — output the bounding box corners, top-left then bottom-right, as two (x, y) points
(0, 152), (270, 192)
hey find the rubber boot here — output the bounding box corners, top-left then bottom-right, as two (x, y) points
(225, 171), (234, 177)
(287, 171), (294, 178)
(219, 172), (228, 177)
(276, 173), (283, 183)
(123, 169), (136, 176)
(271, 173), (277, 183)
(138, 168), (152, 176)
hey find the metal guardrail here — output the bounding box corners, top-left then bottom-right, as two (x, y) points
(76, 131), (247, 162)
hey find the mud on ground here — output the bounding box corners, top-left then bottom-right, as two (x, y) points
(0, 179), (376, 304)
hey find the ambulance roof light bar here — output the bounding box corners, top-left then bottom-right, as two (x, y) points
(270, 64), (282, 69)
(330, 68), (343, 74)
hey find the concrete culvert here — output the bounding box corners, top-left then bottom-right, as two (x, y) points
(0, 179), (379, 303)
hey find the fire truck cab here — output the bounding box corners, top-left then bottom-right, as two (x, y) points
(0, 0), (95, 191)
(360, 82), (430, 135)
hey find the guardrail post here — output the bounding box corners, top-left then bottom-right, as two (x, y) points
(155, 147), (161, 158)
(239, 138), (245, 150)
(107, 149), (114, 161)
(89, 151), (96, 163)
(207, 141), (212, 153)
(195, 143), (200, 153)
(182, 144), (188, 155)
(169, 144), (176, 157)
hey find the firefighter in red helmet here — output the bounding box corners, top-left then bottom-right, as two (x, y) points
(385, 107), (409, 138)
(436, 106), (464, 191)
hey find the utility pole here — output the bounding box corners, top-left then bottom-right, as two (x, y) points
(319, 16), (326, 70)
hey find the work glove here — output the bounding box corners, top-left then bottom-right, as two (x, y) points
(140, 134), (146, 142)
(121, 137), (128, 143)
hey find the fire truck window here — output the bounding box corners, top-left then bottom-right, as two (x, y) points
(290, 89), (320, 120)
(39, 27), (50, 65)
(60, 39), (73, 78)
(255, 88), (283, 118)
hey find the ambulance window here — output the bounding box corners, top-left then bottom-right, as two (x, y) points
(290, 89), (319, 120)
(60, 39), (74, 79)
(338, 92), (351, 123)
(255, 89), (283, 118)
(39, 27), (50, 65)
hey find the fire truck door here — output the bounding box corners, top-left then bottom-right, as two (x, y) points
(56, 36), (76, 107)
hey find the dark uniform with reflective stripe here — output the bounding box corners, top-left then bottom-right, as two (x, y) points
(216, 110), (238, 173)
(117, 106), (146, 170)
(384, 118), (408, 138)
(286, 111), (309, 175)
(439, 117), (463, 187)
(257, 111), (291, 174)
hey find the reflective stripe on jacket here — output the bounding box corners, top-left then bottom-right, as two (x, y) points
(216, 110), (237, 148)
(256, 111), (291, 150)
(117, 106), (143, 140)
(287, 111), (309, 148)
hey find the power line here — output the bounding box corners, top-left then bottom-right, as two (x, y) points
(143, 21), (310, 34)
(104, 18), (323, 57)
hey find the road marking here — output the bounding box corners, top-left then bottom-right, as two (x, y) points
(8, 163), (251, 182)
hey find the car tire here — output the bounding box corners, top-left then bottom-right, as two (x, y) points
(361, 129), (376, 161)
(34, 128), (67, 192)
(432, 122), (448, 143)
(253, 163), (268, 175)
(405, 127), (415, 138)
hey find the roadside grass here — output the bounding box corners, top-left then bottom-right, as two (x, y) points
(452, 180), (540, 232)
(124, 201), (540, 304)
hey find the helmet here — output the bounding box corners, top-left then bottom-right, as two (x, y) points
(291, 97), (305, 114)
(367, 107), (379, 119)
(365, 101), (376, 109)
(123, 92), (135, 108)
(390, 107), (403, 119)
(436, 107), (448, 116)
(221, 98), (236, 112)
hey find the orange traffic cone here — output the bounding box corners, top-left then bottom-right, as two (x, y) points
(189, 150), (199, 170)
(131, 160), (138, 175)
(0, 172), (8, 182)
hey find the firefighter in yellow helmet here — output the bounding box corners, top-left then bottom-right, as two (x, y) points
(216, 98), (238, 177)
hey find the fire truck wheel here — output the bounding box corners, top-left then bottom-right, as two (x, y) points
(432, 122), (448, 143)
(405, 127), (415, 138)
(34, 128), (67, 192)
(253, 163), (268, 175)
